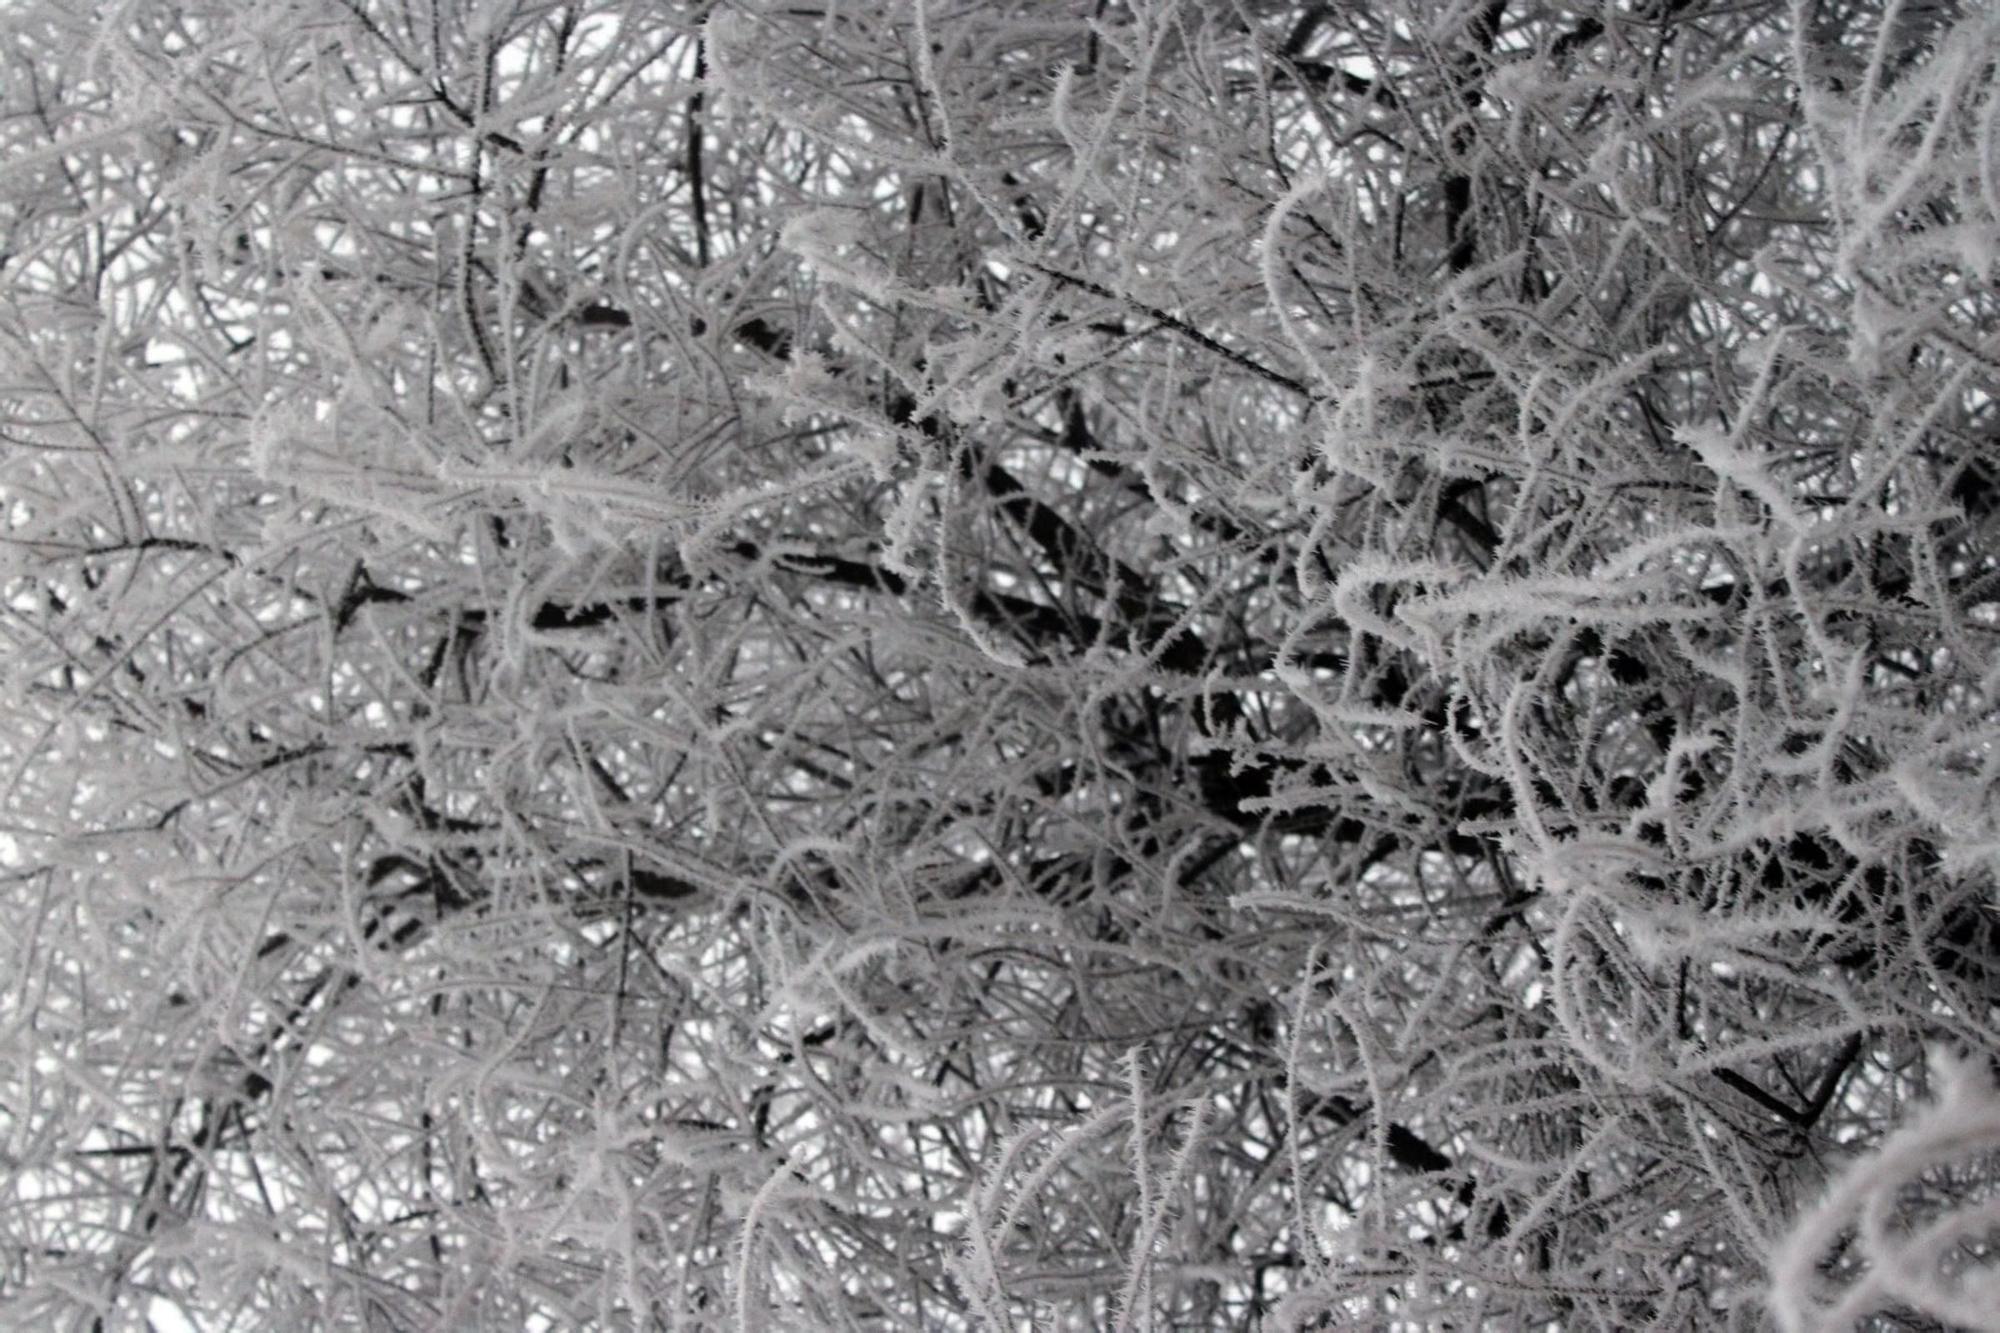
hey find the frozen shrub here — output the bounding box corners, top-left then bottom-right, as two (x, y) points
(1, 0), (1995, 1325)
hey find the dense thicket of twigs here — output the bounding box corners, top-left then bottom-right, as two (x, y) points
(3, 0), (1998, 1327)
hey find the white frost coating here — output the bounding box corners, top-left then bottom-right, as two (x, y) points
(12, 1), (2000, 1326)
(1328, 555), (1460, 660)
(1676, 423), (1809, 532)
(1260, 168), (1332, 391)
(1769, 1052), (2000, 1332)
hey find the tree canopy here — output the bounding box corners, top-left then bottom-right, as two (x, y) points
(3, 0), (1999, 1327)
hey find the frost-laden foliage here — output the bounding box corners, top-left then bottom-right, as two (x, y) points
(2, 0), (1997, 1327)
(1770, 1052), (2000, 1332)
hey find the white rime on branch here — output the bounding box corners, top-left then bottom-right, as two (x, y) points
(1770, 1052), (2000, 1332)
(2, 0), (1997, 1325)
